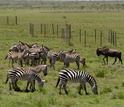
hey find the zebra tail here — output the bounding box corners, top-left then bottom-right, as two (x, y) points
(55, 76), (60, 88)
(5, 74), (9, 84)
(5, 54), (8, 60)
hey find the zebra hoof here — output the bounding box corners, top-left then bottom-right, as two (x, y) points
(79, 92), (82, 95)
(59, 92), (61, 95)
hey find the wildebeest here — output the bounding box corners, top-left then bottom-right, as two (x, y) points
(96, 47), (123, 65)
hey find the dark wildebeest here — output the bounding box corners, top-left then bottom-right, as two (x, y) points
(96, 47), (123, 65)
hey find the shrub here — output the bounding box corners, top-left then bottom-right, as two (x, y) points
(121, 82), (124, 87)
(95, 70), (105, 78)
(117, 94), (124, 99)
(100, 87), (112, 94)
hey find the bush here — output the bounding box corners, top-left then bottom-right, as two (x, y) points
(100, 87), (112, 94)
(95, 70), (105, 78)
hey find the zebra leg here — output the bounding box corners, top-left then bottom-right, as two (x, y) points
(30, 80), (35, 92)
(63, 81), (68, 95)
(12, 59), (14, 67)
(26, 80), (30, 92)
(65, 62), (69, 68)
(76, 61), (80, 69)
(83, 83), (88, 95)
(59, 81), (63, 95)
(9, 58), (11, 67)
(79, 84), (83, 95)
(9, 81), (12, 90)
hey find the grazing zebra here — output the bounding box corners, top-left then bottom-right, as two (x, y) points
(40, 45), (76, 69)
(80, 56), (85, 66)
(58, 51), (80, 69)
(55, 69), (98, 95)
(5, 65), (47, 91)
(5, 49), (30, 67)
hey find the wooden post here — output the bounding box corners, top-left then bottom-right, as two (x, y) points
(95, 29), (96, 43)
(32, 24), (34, 37)
(57, 25), (58, 37)
(7, 16), (9, 24)
(44, 24), (46, 36)
(113, 31), (114, 46)
(52, 24), (54, 35)
(15, 16), (17, 25)
(84, 31), (86, 47)
(62, 29), (65, 41)
(41, 24), (42, 34)
(80, 29), (81, 42)
(111, 30), (112, 44)
(100, 31), (102, 47)
(69, 25), (71, 38)
(66, 29), (69, 45)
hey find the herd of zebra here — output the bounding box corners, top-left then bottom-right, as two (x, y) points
(5, 41), (98, 95)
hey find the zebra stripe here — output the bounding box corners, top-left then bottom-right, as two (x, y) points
(56, 69), (98, 95)
(5, 66), (46, 91)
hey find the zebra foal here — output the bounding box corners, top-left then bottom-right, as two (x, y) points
(58, 51), (80, 69)
(5, 65), (47, 92)
(5, 49), (30, 67)
(55, 69), (98, 95)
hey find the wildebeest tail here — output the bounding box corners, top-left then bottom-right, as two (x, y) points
(55, 76), (60, 88)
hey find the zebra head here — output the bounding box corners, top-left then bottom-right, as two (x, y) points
(91, 85), (98, 95)
(38, 80), (45, 87)
(36, 64), (47, 76)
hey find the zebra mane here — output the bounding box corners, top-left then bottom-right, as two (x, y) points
(18, 41), (25, 45)
(43, 45), (50, 51)
(88, 75), (97, 86)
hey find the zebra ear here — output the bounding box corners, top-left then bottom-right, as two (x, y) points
(42, 80), (45, 82)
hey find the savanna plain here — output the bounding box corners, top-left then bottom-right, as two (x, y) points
(0, 2), (124, 107)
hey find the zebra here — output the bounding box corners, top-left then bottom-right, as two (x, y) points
(40, 45), (76, 69)
(9, 44), (20, 52)
(5, 65), (47, 91)
(5, 49), (30, 67)
(80, 56), (85, 66)
(58, 51), (80, 69)
(55, 69), (98, 95)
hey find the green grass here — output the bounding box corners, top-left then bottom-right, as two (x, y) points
(0, 6), (124, 107)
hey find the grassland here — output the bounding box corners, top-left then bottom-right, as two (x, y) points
(0, 4), (124, 107)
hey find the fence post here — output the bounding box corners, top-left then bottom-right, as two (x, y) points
(62, 29), (65, 41)
(57, 25), (58, 37)
(69, 25), (71, 38)
(44, 24), (46, 36)
(66, 29), (69, 45)
(31, 24), (34, 37)
(111, 30), (112, 44)
(100, 31), (102, 47)
(15, 16), (17, 25)
(41, 24), (42, 34)
(80, 29), (81, 42)
(113, 31), (114, 46)
(84, 31), (86, 47)
(52, 24), (54, 35)
(7, 16), (9, 24)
